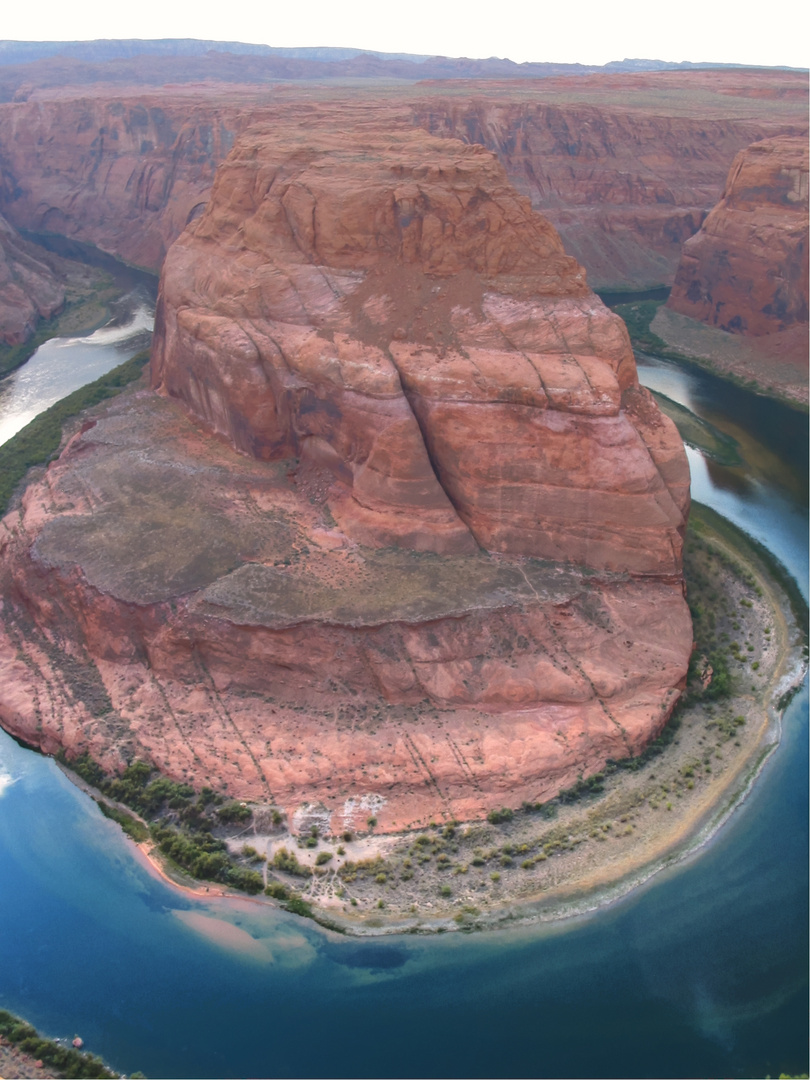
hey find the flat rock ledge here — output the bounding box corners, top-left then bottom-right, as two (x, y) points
(0, 388), (691, 831)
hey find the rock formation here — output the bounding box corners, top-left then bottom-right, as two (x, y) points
(667, 135), (809, 336)
(0, 123), (692, 830)
(0, 93), (244, 271)
(0, 213), (64, 345)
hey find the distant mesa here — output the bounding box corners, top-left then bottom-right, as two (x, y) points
(0, 38), (792, 75)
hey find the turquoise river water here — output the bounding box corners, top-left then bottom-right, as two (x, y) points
(0, 324), (806, 1078)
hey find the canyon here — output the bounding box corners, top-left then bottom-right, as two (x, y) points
(0, 121), (692, 831)
(0, 70), (805, 295)
(0, 212), (64, 345)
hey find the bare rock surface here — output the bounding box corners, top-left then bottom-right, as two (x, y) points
(152, 124), (689, 574)
(0, 71), (805, 289)
(412, 69), (808, 288)
(667, 135), (808, 347)
(0, 389), (691, 830)
(0, 213), (64, 344)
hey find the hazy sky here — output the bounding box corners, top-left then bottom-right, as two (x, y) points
(3, 0), (809, 69)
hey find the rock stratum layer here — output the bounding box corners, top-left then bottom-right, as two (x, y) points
(0, 212), (64, 344)
(668, 135), (809, 338)
(0, 123), (692, 831)
(0, 70), (805, 302)
(412, 71), (807, 289)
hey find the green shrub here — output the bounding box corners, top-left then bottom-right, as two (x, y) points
(0, 1009), (117, 1078)
(225, 866), (264, 894)
(284, 896), (314, 918)
(272, 847), (312, 877)
(486, 807), (514, 825)
(558, 772), (605, 803)
(96, 801), (149, 842)
(217, 802), (252, 824)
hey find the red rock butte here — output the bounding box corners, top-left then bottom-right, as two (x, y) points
(668, 134), (809, 339)
(0, 122), (693, 832)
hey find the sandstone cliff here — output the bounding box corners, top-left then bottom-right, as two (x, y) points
(412, 97), (757, 289)
(667, 135), (809, 336)
(0, 389), (691, 831)
(0, 123), (692, 830)
(0, 213), (64, 345)
(411, 71), (806, 288)
(0, 71), (804, 299)
(0, 93), (244, 271)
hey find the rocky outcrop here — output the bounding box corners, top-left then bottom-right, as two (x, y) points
(0, 387), (691, 830)
(152, 125), (689, 573)
(667, 135), (809, 336)
(0, 121), (693, 829)
(0, 213), (64, 344)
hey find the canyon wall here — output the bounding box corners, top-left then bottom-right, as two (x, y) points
(667, 134), (809, 335)
(0, 71), (804, 300)
(0, 213), (63, 344)
(412, 88), (795, 289)
(0, 93), (246, 270)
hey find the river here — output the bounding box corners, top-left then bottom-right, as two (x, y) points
(0, 321), (806, 1078)
(0, 294), (154, 445)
